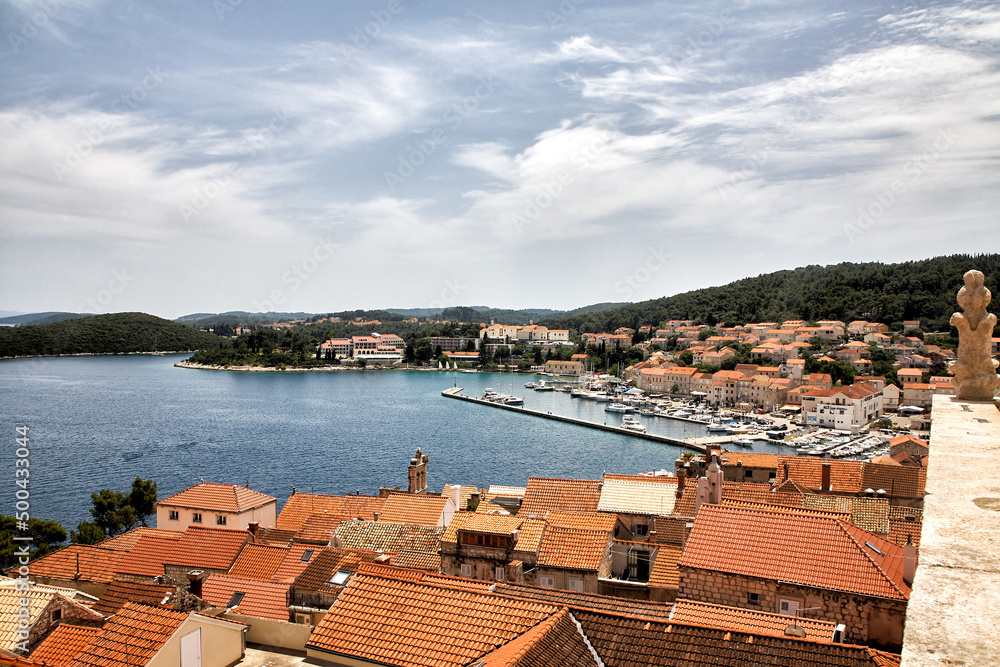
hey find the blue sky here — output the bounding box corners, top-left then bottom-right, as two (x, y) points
(1, 0), (998, 319)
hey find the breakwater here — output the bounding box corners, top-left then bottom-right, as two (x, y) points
(442, 387), (706, 454)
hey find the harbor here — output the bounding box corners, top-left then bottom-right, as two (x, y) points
(442, 387), (708, 453)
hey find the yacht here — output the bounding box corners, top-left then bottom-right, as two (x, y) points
(605, 403), (632, 413)
(621, 415), (646, 432)
(503, 395), (524, 405)
(534, 381), (554, 392)
(733, 436), (754, 447)
(524, 381), (538, 389)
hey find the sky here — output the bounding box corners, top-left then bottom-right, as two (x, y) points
(1, 0), (998, 320)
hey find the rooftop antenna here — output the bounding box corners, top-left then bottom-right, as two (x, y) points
(784, 606), (822, 638)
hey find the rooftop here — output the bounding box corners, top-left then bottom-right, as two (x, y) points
(334, 519), (444, 554)
(597, 477), (679, 516)
(156, 482), (276, 512)
(669, 598), (837, 642)
(377, 493), (451, 526)
(201, 574), (290, 621)
(29, 624), (101, 666)
(226, 542), (289, 580)
(679, 504), (911, 600)
(21, 544), (125, 584)
(92, 579), (175, 617)
(68, 602), (188, 667)
(520, 477), (601, 516)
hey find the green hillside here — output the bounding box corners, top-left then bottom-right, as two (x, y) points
(0, 312), (226, 358)
(542, 254), (1000, 333)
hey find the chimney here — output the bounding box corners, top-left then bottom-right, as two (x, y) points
(694, 477), (711, 513)
(681, 521), (694, 550)
(187, 570), (207, 597)
(450, 484), (462, 508)
(676, 467), (687, 499)
(903, 537), (917, 585)
(373, 512), (379, 522)
(707, 452), (723, 505)
(247, 522), (259, 541)
(821, 463), (832, 492)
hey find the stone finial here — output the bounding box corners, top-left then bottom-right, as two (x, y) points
(949, 270), (999, 400)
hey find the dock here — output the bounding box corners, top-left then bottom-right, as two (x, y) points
(441, 387), (706, 453)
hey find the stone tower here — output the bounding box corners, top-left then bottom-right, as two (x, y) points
(408, 447), (428, 494)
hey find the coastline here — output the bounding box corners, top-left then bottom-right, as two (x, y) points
(1, 350), (198, 360)
(173, 360), (472, 373)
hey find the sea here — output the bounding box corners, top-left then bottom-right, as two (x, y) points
(0, 355), (795, 532)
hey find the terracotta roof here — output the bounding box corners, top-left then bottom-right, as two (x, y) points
(338, 494), (386, 521)
(487, 485), (526, 497)
(29, 624), (101, 666)
(573, 608), (898, 667)
(292, 547), (384, 593)
(597, 477), (679, 516)
(95, 527), (183, 551)
(679, 505), (910, 600)
(201, 574), (290, 621)
(18, 545), (124, 584)
(777, 457), (864, 494)
(520, 478), (601, 516)
(472, 608), (599, 667)
(646, 544), (682, 590)
(861, 462), (926, 499)
(334, 520), (443, 554)
(294, 513), (349, 543)
(157, 482), (275, 513)
(270, 543), (322, 583)
(391, 550), (442, 572)
(114, 536), (178, 578)
(888, 506), (924, 548)
(721, 499), (852, 522)
(161, 526), (251, 571)
(227, 543), (289, 580)
(441, 484), (480, 509)
(442, 513), (528, 544)
(377, 494), (451, 526)
(801, 496), (890, 534)
(492, 582), (674, 621)
(669, 599), (837, 642)
(0, 589), (59, 651)
(714, 451), (781, 469)
(538, 527), (610, 571)
(92, 579), (175, 617)
(67, 603), (186, 666)
(256, 527), (297, 546)
(306, 570), (562, 667)
(545, 511), (617, 533)
(276, 492), (344, 531)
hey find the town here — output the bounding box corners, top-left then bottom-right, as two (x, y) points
(2, 270), (997, 667)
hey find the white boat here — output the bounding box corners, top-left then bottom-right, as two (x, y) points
(503, 395), (524, 405)
(605, 403), (631, 413)
(707, 422), (731, 433)
(733, 436), (754, 446)
(534, 381), (554, 392)
(621, 415), (646, 432)
(524, 382), (538, 389)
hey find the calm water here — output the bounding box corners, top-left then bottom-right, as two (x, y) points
(0, 356), (793, 531)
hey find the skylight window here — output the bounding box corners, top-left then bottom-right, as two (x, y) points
(227, 591), (246, 608)
(329, 570), (351, 586)
(301, 549), (314, 562)
(864, 541), (884, 557)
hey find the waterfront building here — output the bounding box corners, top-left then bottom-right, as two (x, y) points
(800, 382), (883, 433)
(155, 482), (276, 531)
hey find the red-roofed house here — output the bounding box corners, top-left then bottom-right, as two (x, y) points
(201, 574), (291, 622)
(800, 382), (883, 433)
(156, 482), (277, 531)
(678, 504), (912, 649)
(67, 602), (246, 667)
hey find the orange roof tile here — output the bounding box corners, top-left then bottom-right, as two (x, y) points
(391, 549), (442, 572)
(96, 527), (183, 551)
(17, 545), (124, 584)
(646, 544), (682, 589)
(92, 579), (175, 617)
(521, 478), (601, 516)
(30, 624), (101, 666)
(492, 582), (674, 621)
(679, 505), (910, 600)
(157, 482), (275, 513)
(537, 527), (609, 571)
(69, 602), (188, 666)
(276, 492), (344, 531)
(473, 608), (599, 667)
(227, 543), (289, 580)
(292, 547), (384, 593)
(306, 571), (561, 667)
(201, 574), (290, 621)
(337, 494), (386, 521)
(270, 543), (322, 583)
(161, 526), (251, 571)
(115, 536), (179, 578)
(294, 513), (349, 543)
(377, 494), (450, 526)
(669, 599), (837, 642)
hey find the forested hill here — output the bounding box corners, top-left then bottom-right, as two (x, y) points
(0, 312), (226, 358)
(542, 254), (1000, 333)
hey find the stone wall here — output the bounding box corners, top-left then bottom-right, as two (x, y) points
(679, 566), (906, 650)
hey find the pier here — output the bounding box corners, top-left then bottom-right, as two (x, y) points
(441, 387), (706, 453)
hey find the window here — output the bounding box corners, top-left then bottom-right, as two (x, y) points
(747, 592), (760, 604)
(169, 510), (179, 521)
(495, 566), (505, 581)
(191, 512), (202, 523)
(227, 591), (246, 608)
(300, 549), (314, 562)
(329, 570), (351, 586)
(216, 515), (227, 526)
(460, 564), (472, 578)
(51, 608), (62, 622)
(634, 524), (649, 536)
(568, 579), (584, 592)
(779, 599), (800, 617)
(540, 576), (555, 589)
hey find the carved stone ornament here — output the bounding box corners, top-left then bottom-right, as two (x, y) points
(949, 270), (1000, 400)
